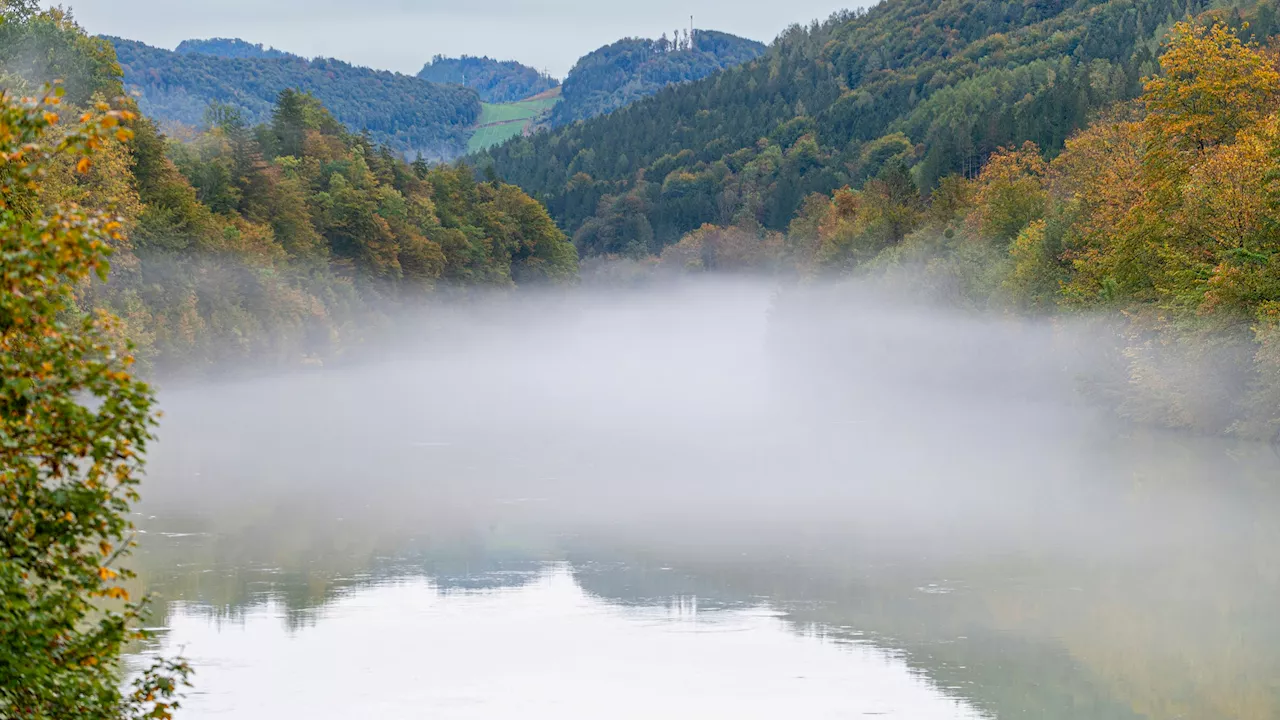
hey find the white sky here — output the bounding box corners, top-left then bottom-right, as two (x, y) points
(50, 0), (868, 78)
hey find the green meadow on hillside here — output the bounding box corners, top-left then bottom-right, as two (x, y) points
(467, 88), (561, 152)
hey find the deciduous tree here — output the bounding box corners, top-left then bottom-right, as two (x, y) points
(0, 88), (190, 719)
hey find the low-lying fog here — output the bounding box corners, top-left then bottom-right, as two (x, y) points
(141, 278), (1280, 564)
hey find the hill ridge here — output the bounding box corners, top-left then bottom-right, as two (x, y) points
(108, 36), (481, 159)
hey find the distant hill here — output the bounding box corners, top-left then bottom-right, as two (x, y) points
(175, 37), (299, 60)
(549, 29), (766, 127)
(108, 37), (480, 159)
(418, 55), (558, 103)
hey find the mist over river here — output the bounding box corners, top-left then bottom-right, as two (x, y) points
(127, 280), (1280, 719)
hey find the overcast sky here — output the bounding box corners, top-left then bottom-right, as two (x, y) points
(51, 0), (865, 78)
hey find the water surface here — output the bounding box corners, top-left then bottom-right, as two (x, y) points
(128, 284), (1280, 719)
(142, 557), (985, 719)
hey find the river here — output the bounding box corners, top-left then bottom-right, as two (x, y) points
(125, 282), (1280, 719)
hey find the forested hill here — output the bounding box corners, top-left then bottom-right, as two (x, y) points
(1, 7), (575, 374)
(108, 37), (481, 159)
(419, 55), (558, 103)
(549, 29), (766, 127)
(175, 37), (300, 60)
(483, 0), (1222, 256)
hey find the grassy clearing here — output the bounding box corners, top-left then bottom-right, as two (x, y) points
(469, 121), (527, 152)
(478, 102), (538, 124)
(468, 88), (562, 153)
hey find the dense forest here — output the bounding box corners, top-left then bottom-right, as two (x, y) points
(175, 36), (300, 60)
(548, 29), (766, 127)
(108, 37), (481, 158)
(482, 0), (1217, 254)
(0, 5), (576, 375)
(419, 55), (558, 104)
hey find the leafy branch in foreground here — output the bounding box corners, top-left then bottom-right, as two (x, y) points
(0, 87), (190, 719)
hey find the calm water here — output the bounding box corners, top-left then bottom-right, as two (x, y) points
(136, 558), (985, 719)
(126, 286), (1280, 719)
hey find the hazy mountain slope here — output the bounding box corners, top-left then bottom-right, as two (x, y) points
(109, 37), (481, 159)
(418, 55), (558, 103)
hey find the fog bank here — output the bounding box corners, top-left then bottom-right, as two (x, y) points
(141, 279), (1280, 563)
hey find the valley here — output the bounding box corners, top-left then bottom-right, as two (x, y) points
(5, 0), (1280, 717)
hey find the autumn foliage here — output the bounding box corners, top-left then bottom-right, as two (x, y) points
(0, 88), (190, 718)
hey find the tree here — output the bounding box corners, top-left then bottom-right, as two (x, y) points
(1005, 218), (1066, 310)
(861, 158), (922, 245)
(1048, 115), (1158, 305)
(0, 88), (189, 719)
(658, 222), (783, 272)
(972, 141), (1047, 243)
(271, 88), (307, 159)
(1144, 22), (1280, 154)
(0, 0), (40, 22)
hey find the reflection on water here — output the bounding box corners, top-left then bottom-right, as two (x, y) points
(126, 286), (1280, 719)
(139, 561), (984, 719)
(128, 465), (1280, 720)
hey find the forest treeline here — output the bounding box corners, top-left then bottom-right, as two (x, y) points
(0, 4), (577, 375)
(175, 37), (299, 61)
(482, 0), (1233, 255)
(599, 14), (1280, 439)
(419, 55), (558, 104)
(108, 36), (481, 159)
(547, 30), (766, 127)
